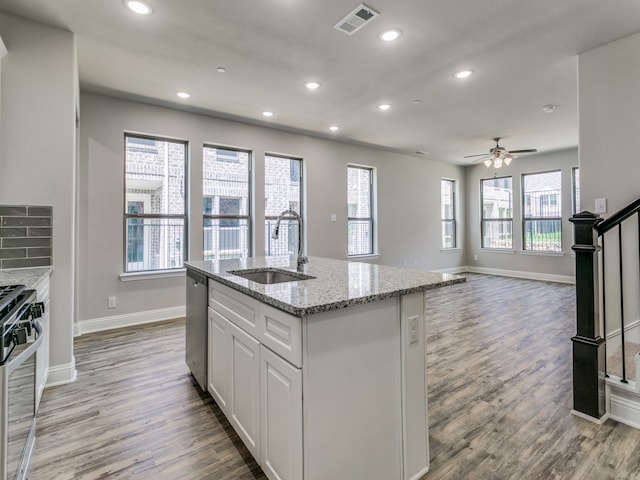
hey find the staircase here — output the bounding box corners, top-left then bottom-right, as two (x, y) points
(571, 198), (640, 427)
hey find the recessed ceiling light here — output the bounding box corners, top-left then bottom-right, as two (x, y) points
(329, 126), (339, 132)
(454, 69), (474, 79)
(124, 0), (153, 15)
(305, 81), (321, 90)
(542, 104), (557, 113)
(378, 104), (391, 111)
(262, 111), (274, 117)
(413, 99), (422, 105)
(379, 28), (402, 42)
(176, 91), (190, 99)
(217, 67), (227, 73)
(415, 151), (429, 155)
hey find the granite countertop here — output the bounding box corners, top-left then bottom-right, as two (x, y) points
(186, 256), (465, 316)
(0, 267), (53, 289)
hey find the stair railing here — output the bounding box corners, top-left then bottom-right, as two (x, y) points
(570, 198), (640, 421)
(595, 198), (640, 384)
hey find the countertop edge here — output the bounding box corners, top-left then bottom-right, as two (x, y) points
(186, 261), (466, 316)
(0, 266), (53, 290)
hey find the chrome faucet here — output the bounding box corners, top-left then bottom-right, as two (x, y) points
(272, 209), (308, 270)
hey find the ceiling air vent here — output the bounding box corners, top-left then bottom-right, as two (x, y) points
(334, 3), (380, 35)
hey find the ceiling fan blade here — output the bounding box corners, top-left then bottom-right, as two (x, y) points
(464, 153), (490, 158)
(471, 155), (491, 163)
(507, 148), (537, 154)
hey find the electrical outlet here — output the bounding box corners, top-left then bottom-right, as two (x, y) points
(108, 296), (116, 309)
(474, 254), (478, 261)
(409, 315), (419, 346)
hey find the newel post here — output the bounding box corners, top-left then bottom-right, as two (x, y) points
(569, 211), (606, 421)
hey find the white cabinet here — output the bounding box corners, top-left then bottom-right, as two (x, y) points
(206, 278), (427, 480)
(260, 345), (302, 480)
(227, 319), (261, 461)
(207, 281), (302, 479)
(208, 307), (230, 413)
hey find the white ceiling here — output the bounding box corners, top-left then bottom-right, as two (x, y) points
(2, 0), (640, 163)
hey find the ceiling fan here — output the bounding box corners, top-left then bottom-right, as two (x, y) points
(464, 137), (537, 168)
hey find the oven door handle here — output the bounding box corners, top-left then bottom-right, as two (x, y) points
(32, 318), (41, 336)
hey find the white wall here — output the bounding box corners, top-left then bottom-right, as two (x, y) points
(78, 92), (466, 323)
(0, 14), (77, 383)
(464, 148), (578, 281)
(579, 32), (640, 214)
(579, 32), (640, 334)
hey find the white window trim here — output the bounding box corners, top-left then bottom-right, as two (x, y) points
(120, 268), (186, 281)
(441, 177), (458, 249)
(347, 164), (377, 257)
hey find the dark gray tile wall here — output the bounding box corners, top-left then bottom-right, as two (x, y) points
(0, 205), (53, 269)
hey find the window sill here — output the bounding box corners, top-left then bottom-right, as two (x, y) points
(479, 248), (516, 254)
(348, 254), (380, 261)
(441, 248), (462, 253)
(120, 268), (186, 282)
(519, 250), (565, 257)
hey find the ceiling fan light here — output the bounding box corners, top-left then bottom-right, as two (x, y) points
(483, 159), (492, 168)
(504, 155), (512, 166)
(493, 157), (503, 168)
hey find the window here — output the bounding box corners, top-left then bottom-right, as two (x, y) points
(265, 154), (303, 256)
(572, 167), (580, 214)
(481, 176), (513, 249)
(348, 165), (375, 256)
(522, 170), (562, 252)
(441, 179), (457, 248)
(203, 145), (251, 260)
(124, 134), (187, 272)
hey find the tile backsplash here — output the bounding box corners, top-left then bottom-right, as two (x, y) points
(0, 205), (53, 269)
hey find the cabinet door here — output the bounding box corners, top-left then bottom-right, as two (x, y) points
(228, 320), (261, 461)
(260, 345), (302, 480)
(208, 307), (230, 413)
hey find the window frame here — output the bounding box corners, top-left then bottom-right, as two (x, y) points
(521, 169), (563, 253)
(441, 178), (457, 249)
(347, 164), (376, 257)
(202, 144), (253, 261)
(480, 176), (513, 250)
(264, 153), (304, 257)
(123, 132), (188, 273)
(572, 167), (580, 215)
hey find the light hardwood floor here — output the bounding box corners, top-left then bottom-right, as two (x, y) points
(31, 274), (640, 479)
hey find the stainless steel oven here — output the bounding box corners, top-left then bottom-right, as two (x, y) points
(0, 285), (44, 480)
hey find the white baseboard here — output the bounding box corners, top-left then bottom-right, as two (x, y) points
(46, 357), (77, 387)
(608, 386), (640, 429)
(75, 305), (186, 336)
(606, 319), (640, 341)
(460, 266), (575, 284)
(430, 266), (468, 275)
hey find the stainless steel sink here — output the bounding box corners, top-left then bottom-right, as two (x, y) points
(228, 268), (315, 285)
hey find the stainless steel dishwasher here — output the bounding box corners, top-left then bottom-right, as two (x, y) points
(186, 268), (207, 391)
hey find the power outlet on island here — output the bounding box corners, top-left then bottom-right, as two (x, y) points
(408, 315), (419, 346)
(108, 296), (117, 309)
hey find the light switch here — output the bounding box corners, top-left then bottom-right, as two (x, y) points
(595, 198), (607, 214)
(330, 214), (337, 222)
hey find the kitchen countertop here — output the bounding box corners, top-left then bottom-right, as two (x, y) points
(186, 256), (465, 316)
(0, 266), (52, 289)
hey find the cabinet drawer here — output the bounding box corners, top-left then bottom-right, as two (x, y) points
(210, 281), (260, 337)
(259, 303), (302, 368)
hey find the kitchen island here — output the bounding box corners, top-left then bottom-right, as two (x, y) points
(185, 256), (464, 480)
